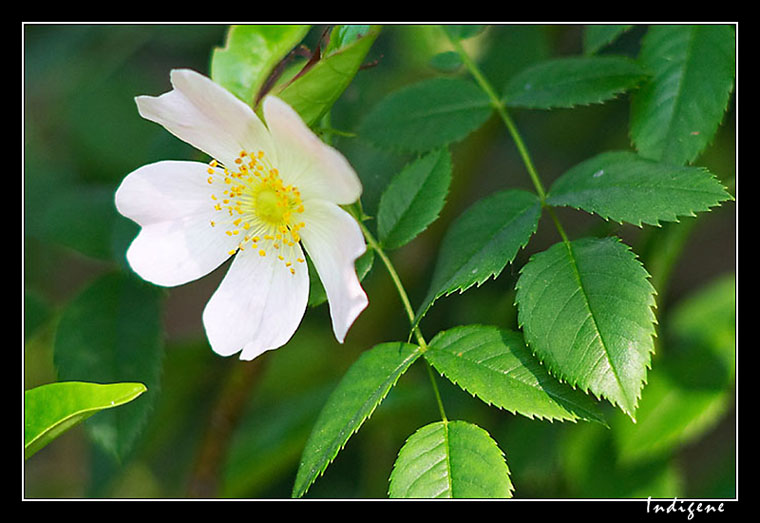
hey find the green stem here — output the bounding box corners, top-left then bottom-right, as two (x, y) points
(445, 28), (577, 246)
(355, 217), (448, 422)
(445, 33), (547, 202)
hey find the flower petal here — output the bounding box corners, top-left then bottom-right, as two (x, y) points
(202, 245), (309, 360)
(299, 200), (368, 342)
(136, 69), (276, 168)
(115, 160), (238, 287)
(262, 95), (362, 205)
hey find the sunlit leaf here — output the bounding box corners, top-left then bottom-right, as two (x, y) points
(210, 24), (311, 106)
(25, 381), (146, 459)
(276, 25), (381, 126)
(389, 420), (513, 498)
(515, 237), (657, 419)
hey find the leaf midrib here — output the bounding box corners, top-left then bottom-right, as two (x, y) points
(561, 239), (631, 411)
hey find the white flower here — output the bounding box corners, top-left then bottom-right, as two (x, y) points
(115, 69), (368, 361)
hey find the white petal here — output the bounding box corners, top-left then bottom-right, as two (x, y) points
(299, 200), (368, 342)
(202, 245), (309, 361)
(115, 160), (237, 287)
(136, 69), (276, 168)
(262, 96), (362, 205)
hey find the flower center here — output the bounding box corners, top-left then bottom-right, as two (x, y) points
(207, 150), (306, 274)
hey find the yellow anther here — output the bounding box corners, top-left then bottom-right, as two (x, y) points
(210, 221), (215, 227)
(259, 249), (266, 257)
(209, 159), (218, 168)
(228, 250), (236, 255)
(290, 267), (295, 275)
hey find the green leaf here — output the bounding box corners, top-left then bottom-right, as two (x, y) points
(276, 25), (381, 126)
(324, 25), (372, 55)
(292, 342), (422, 498)
(210, 25), (311, 106)
(359, 77), (492, 153)
(426, 325), (606, 424)
(546, 151), (732, 226)
(53, 272), (164, 460)
(415, 190), (541, 327)
(388, 420), (513, 498)
(25, 381), (146, 460)
(583, 25), (633, 55)
(378, 148), (452, 250)
(630, 25), (735, 165)
(503, 56), (648, 109)
(515, 237), (657, 419)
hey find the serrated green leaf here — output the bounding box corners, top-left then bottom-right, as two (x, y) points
(210, 25), (311, 106)
(426, 325), (606, 424)
(292, 342), (422, 498)
(359, 77), (492, 153)
(415, 190), (541, 327)
(53, 272), (164, 460)
(389, 420), (513, 498)
(515, 237), (657, 419)
(378, 148), (452, 250)
(583, 25), (633, 55)
(276, 25), (381, 126)
(546, 151), (732, 226)
(25, 381), (146, 460)
(503, 55), (648, 109)
(630, 25), (735, 165)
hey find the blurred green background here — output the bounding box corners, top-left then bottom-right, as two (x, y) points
(23, 24), (736, 499)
